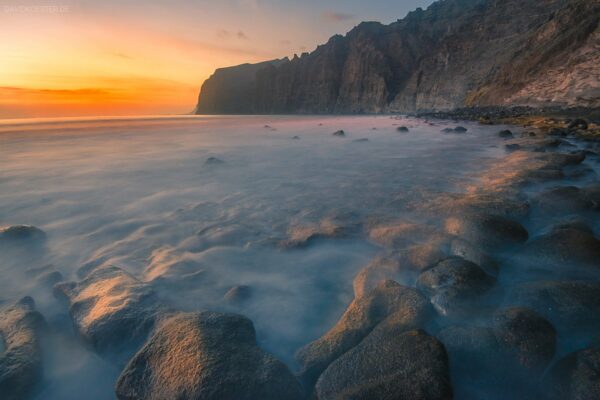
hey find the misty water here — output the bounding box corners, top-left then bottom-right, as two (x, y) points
(1, 115), (596, 399)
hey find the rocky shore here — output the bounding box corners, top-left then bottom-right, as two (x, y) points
(1, 114), (599, 399)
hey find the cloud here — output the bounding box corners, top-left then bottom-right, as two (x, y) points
(217, 29), (231, 39)
(279, 39), (291, 45)
(322, 11), (355, 22)
(236, 31), (247, 40)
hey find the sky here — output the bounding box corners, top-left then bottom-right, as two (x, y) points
(0, 0), (434, 118)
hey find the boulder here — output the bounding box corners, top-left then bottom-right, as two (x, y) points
(449, 238), (498, 276)
(444, 213), (528, 250)
(367, 221), (443, 249)
(498, 130), (514, 138)
(116, 312), (303, 400)
(506, 281), (600, 335)
(0, 297), (46, 400)
(397, 126), (409, 132)
(296, 281), (432, 386)
(332, 130), (345, 137)
(204, 157), (224, 166)
(543, 346), (600, 400)
(567, 118), (588, 130)
(416, 257), (495, 317)
(532, 186), (599, 213)
(54, 266), (164, 360)
(224, 285), (252, 304)
(315, 329), (452, 400)
(523, 224), (600, 268)
(0, 225), (46, 244)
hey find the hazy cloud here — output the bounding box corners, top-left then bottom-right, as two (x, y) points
(217, 29), (248, 40)
(236, 31), (248, 39)
(279, 39), (291, 45)
(322, 11), (355, 22)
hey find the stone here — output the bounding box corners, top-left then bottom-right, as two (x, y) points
(296, 281), (432, 386)
(315, 329), (452, 400)
(543, 346), (600, 400)
(204, 157), (224, 165)
(367, 221), (443, 249)
(498, 129), (514, 138)
(567, 118), (588, 130)
(532, 186), (599, 213)
(416, 257), (495, 317)
(0, 225), (46, 243)
(397, 126), (409, 132)
(449, 238), (498, 276)
(444, 213), (528, 250)
(0, 297), (46, 400)
(116, 312), (303, 400)
(506, 281), (600, 335)
(352, 138), (369, 143)
(332, 130), (345, 137)
(54, 266), (164, 360)
(505, 143), (521, 152)
(224, 285), (252, 304)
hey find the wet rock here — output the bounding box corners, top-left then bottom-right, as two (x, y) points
(368, 221), (443, 249)
(505, 143), (521, 152)
(36, 270), (64, 288)
(454, 126), (468, 133)
(332, 130), (345, 137)
(449, 238), (498, 276)
(296, 281), (432, 386)
(567, 118), (588, 130)
(204, 156), (225, 166)
(54, 266), (164, 360)
(0, 225), (46, 243)
(224, 285), (252, 304)
(492, 307), (556, 373)
(506, 281), (600, 334)
(397, 126), (409, 132)
(416, 257), (495, 317)
(523, 224), (600, 268)
(116, 311), (303, 400)
(548, 128), (568, 137)
(532, 186), (599, 213)
(444, 213), (528, 250)
(543, 346), (600, 400)
(498, 129), (514, 138)
(315, 329), (452, 400)
(352, 138), (369, 143)
(415, 192), (530, 220)
(280, 217), (356, 249)
(0, 297), (46, 400)
(292, 135), (300, 140)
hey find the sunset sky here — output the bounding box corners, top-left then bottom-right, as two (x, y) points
(1, 0), (433, 119)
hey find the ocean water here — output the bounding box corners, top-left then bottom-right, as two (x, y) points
(0, 115), (513, 399)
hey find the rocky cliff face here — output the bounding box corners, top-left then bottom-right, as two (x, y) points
(195, 0), (599, 114)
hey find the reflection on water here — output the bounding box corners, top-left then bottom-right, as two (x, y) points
(0, 115), (512, 399)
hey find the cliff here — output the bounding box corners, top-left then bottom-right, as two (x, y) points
(195, 0), (600, 114)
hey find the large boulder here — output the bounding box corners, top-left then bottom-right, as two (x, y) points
(506, 281), (600, 336)
(543, 346), (600, 400)
(54, 266), (164, 361)
(0, 297), (46, 400)
(532, 186), (600, 213)
(417, 257), (495, 317)
(522, 224), (600, 269)
(315, 329), (452, 400)
(0, 225), (46, 243)
(296, 281), (432, 386)
(444, 213), (528, 251)
(115, 311), (303, 400)
(449, 238), (498, 276)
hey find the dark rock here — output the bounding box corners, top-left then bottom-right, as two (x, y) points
(397, 126), (409, 132)
(567, 118), (588, 130)
(492, 307), (556, 373)
(292, 135), (300, 140)
(522, 224), (600, 268)
(499, 129), (514, 138)
(0, 298), (46, 400)
(296, 281), (432, 386)
(352, 138), (369, 143)
(454, 126), (468, 133)
(0, 225), (46, 243)
(54, 266), (164, 361)
(417, 257), (495, 317)
(506, 281), (600, 334)
(449, 238), (498, 276)
(444, 213), (528, 250)
(548, 128), (568, 137)
(315, 329), (452, 400)
(204, 157), (225, 165)
(543, 346), (600, 400)
(532, 186), (599, 213)
(332, 130), (345, 137)
(116, 312), (303, 400)
(224, 285), (252, 304)
(505, 143), (521, 152)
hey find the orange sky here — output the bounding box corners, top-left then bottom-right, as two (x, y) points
(0, 0), (432, 119)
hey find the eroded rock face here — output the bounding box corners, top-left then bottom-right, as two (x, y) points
(296, 280), (432, 386)
(0, 297), (46, 400)
(115, 311), (303, 400)
(315, 329), (452, 400)
(417, 257), (495, 317)
(54, 266), (164, 360)
(543, 346), (600, 400)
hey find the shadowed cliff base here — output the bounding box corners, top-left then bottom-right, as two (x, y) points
(195, 0), (599, 115)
